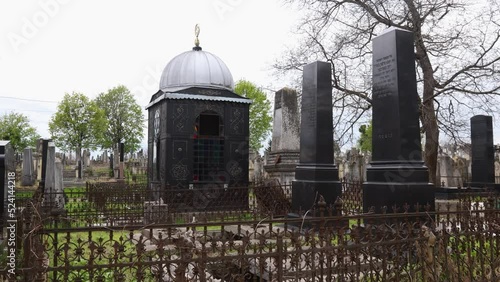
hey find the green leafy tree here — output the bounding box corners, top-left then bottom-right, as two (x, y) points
(234, 80), (273, 152)
(0, 112), (40, 153)
(95, 85), (144, 155)
(49, 92), (107, 162)
(357, 122), (372, 153)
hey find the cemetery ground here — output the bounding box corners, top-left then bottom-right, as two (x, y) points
(0, 160), (499, 281)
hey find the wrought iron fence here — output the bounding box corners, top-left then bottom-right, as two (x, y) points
(3, 181), (499, 281)
(6, 195), (500, 282)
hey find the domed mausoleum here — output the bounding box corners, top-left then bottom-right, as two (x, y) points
(146, 28), (251, 211)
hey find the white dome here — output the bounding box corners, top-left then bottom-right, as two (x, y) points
(159, 48), (234, 92)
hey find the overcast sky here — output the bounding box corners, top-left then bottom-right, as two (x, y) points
(1, 0), (499, 152)
(0, 0), (301, 150)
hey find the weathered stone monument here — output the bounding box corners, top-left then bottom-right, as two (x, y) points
(468, 115), (499, 190)
(22, 147), (35, 186)
(363, 28), (434, 213)
(292, 61), (341, 211)
(436, 155), (462, 187)
(343, 148), (366, 182)
(44, 142), (65, 209)
(264, 88), (300, 185)
(34, 139), (43, 181)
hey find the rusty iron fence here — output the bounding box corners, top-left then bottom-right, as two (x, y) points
(3, 181), (499, 281)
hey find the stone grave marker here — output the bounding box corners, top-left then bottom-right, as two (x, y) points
(264, 88), (300, 185)
(21, 147), (35, 186)
(362, 27), (434, 213)
(292, 61), (341, 211)
(469, 115), (496, 188)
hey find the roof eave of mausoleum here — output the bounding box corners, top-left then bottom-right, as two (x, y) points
(145, 90), (252, 109)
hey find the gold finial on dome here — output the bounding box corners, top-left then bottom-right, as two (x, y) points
(194, 24), (200, 47)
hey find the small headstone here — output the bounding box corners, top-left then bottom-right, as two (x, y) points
(292, 61), (341, 211)
(109, 153), (114, 177)
(21, 147), (35, 186)
(39, 139), (50, 190)
(44, 142), (56, 204)
(363, 28), (434, 214)
(54, 158), (65, 208)
(118, 142), (125, 179)
(82, 149), (91, 168)
(43, 142), (65, 209)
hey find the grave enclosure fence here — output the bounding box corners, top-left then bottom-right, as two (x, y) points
(2, 181), (499, 281)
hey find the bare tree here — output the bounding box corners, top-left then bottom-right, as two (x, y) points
(275, 0), (500, 184)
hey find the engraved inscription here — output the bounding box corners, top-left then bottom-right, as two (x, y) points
(377, 132), (393, 139)
(301, 103), (316, 127)
(373, 54), (396, 99)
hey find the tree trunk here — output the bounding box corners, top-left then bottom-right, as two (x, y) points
(76, 147), (82, 166)
(404, 0), (439, 186)
(413, 32), (439, 185)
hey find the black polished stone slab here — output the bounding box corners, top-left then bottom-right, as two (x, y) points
(363, 28), (434, 214)
(470, 115), (495, 184)
(292, 61), (340, 211)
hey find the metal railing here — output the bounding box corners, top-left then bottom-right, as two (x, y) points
(3, 181), (499, 281)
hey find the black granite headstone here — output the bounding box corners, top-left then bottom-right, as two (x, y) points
(292, 61), (341, 211)
(363, 28), (434, 213)
(109, 154), (114, 177)
(469, 115), (497, 189)
(40, 139), (50, 192)
(119, 142), (125, 162)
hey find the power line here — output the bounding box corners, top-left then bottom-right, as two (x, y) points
(0, 108), (55, 113)
(0, 95), (58, 103)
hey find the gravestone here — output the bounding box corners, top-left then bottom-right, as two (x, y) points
(437, 155), (461, 187)
(39, 139), (50, 192)
(469, 115), (496, 188)
(363, 28), (434, 213)
(119, 142), (124, 178)
(83, 150), (91, 168)
(21, 147), (35, 186)
(109, 153), (114, 177)
(34, 139), (43, 181)
(43, 142), (64, 206)
(44, 142), (56, 207)
(292, 61), (341, 211)
(345, 148), (365, 182)
(43, 142), (65, 209)
(264, 88), (301, 185)
(1, 141), (14, 229)
(54, 158), (65, 208)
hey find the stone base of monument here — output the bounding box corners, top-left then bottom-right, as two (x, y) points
(435, 186), (489, 200)
(464, 182), (500, 192)
(292, 181), (342, 211)
(291, 164), (341, 212)
(363, 182), (435, 213)
(264, 151), (300, 185)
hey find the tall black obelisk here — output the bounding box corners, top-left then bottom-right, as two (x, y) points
(363, 28), (435, 213)
(292, 61), (341, 211)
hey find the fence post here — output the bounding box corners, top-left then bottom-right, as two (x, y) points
(334, 197), (343, 217)
(276, 234), (284, 281)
